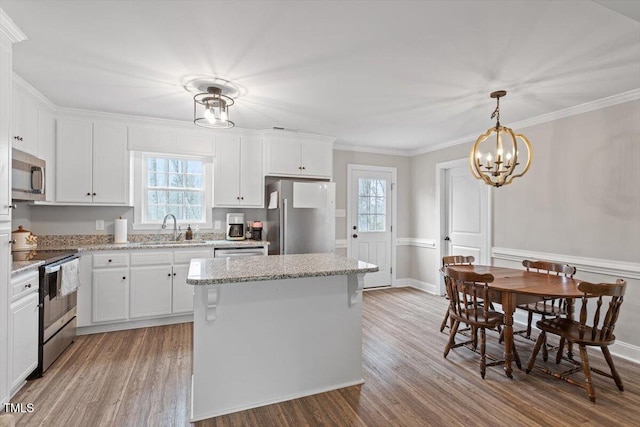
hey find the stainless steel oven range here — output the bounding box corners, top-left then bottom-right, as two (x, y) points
(14, 250), (80, 377)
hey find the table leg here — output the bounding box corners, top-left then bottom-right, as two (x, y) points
(502, 292), (515, 378)
(566, 298), (574, 360)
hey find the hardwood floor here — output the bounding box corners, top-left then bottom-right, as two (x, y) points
(9, 287), (640, 426)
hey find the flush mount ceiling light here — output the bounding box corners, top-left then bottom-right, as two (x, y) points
(469, 90), (533, 187)
(193, 86), (234, 128)
(184, 77), (243, 129)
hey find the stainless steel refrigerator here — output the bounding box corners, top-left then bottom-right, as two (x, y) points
(266, 178), (336, 255)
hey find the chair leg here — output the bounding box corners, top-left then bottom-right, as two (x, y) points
(542, 334), (549, 362)
(526, 331), (546, 373)
(579, 345), (596, 403)
(512, 340), (522, 370)
(498, 327), (504, 344)
(525, 311), (533, 338)
(480, 328), (486, 379)
(471, 326), (478, 350)
(601, 346), (624, 391)
(556, 337), (565, 364)
(439, 309), (450, 332)
(444, 320), (460, 358)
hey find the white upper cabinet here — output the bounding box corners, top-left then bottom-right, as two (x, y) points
(264, 130), (334, 179)
(11, 86), (38, 156)
(56, 118), (129, 204)
(92, 122), (129, 204)
(213, 132), (264, 207)
(37, 108), (56, 203)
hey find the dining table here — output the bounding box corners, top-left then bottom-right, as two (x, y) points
(442, 264), (583, 378)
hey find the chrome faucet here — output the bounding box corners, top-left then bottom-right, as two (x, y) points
(161, 213), (181, 241)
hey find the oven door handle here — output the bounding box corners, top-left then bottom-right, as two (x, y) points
(44, 264), (61, 274)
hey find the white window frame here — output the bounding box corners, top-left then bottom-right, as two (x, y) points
(132, 151), (213, 230)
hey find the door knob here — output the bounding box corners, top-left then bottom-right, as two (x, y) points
(352, 225), (357, 230)
(444, 236), (450, 241)
(352, 234), (358, 238)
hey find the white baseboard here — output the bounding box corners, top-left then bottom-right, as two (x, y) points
(398, 278), (438, 294)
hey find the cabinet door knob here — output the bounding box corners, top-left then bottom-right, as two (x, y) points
(173, 273), (177, 276)
(302, 166), (306, 170)
(93, 192), (97, 196)
(9, 204), (17, 209)
(168, 273), (172, 277)
(25, 283), (32, 288)
(108, 259), (112, 263)
(352, 234), (358, 238)
(122, 276), (126, 280)
(9, 239), (16, 244)
(240, 196), (244, 200)
(86, 192), (91, 196)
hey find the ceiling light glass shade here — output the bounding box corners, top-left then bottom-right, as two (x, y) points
(193, 86), (235, 129)
(469, 91), (532, 187)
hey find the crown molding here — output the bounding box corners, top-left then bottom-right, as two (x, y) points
(12, 73), (57, 111)
(0, 9), (27, 43)
(334, 142), (410, 157)
(409, 88), (640, 157)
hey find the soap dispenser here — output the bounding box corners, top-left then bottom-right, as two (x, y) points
(185, 225), (193, 240)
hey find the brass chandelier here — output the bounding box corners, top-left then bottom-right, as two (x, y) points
(469, 90), (532, 187)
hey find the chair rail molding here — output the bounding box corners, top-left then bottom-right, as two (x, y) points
(397, 238), (437, 249)
(492, 247), (640, 280)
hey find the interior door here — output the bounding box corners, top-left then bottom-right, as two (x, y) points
(349, 169), (393, 288)
(445, 165), (488, 263)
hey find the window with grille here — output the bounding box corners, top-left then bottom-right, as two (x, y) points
(358, 178), (386, 232)
(134, 153), (211, 229)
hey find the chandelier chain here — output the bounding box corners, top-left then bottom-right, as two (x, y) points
(490, 97), (501, 128)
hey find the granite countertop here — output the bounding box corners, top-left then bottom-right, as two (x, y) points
(11, 260), (45, 276)
(40, 239), (269, 252)
(11, 239), (269, 274)
(187, 253), (379, 285)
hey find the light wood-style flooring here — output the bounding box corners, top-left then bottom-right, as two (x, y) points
(10, 288), (640, 426)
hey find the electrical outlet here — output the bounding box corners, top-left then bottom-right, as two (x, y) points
(96, 220), (104, 230)
(214, 220), (222, 230)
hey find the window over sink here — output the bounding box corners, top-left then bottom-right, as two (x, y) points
(133, 152), (213, 229)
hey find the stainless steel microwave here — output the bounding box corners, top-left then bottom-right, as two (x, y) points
(12, 148), (46, 201)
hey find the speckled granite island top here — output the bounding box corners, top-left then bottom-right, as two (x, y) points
(11, 260), (45, 275)
(187, 253), (379, 285)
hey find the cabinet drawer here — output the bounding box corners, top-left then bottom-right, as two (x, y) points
(11, 270), (39, 301)
(174, 250), (212, 264)
(93, 253), (129, 268)
(130, 251), (173, 266)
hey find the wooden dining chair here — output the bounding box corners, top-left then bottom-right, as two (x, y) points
(439, 255), (475, 332)
(526, 279), (626, 402)
(443, 267), (520, 379)
(510, 260), (577, 360)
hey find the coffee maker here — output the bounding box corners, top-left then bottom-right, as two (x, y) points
(226, 213), (245, 241)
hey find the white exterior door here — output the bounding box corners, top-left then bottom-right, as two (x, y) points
(444, 165), (489, 264)
(348, 166), (394, 288)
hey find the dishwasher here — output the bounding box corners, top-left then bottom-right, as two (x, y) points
(214, 247), (266, 258)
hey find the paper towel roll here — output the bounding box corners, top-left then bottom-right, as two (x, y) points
(114, 218), (128, 243)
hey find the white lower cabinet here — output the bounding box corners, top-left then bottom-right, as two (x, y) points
(130, 265), (173, 318)
(83, 248), (216, 330)
(92, 268), (129, 323)
(8, 271), (39, 393)
(172, 264), (193, 314)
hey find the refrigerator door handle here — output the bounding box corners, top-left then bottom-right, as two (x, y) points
(282, 198), (288, 254)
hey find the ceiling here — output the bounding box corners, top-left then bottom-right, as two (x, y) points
(2, 0), (639, 155)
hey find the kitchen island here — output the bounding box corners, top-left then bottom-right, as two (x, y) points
(186, 253), (378, 421)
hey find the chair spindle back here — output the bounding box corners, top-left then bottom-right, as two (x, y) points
(442, 255), (475, 268)
(443, 267), (494, 324)
(522, 260), (576, 278)
(577, 279), (626, 342)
